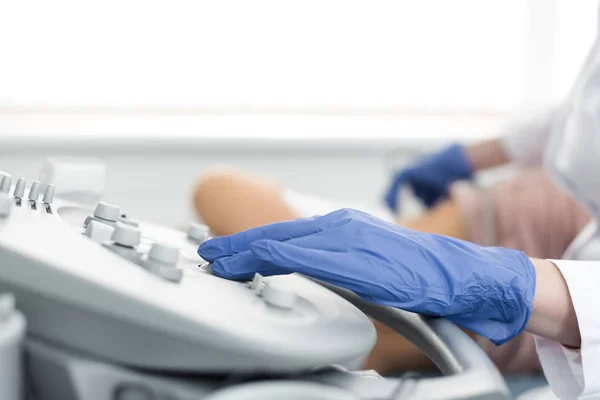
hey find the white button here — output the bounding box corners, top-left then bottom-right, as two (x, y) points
(0, 293), (15, 322)
(13, 178), (26, 198)
(84, 220), (115, 243)
(28, 181), (41, 201)
(187, 222), (209, 243)
(111, 223), (141, 247)
(94, 202), (120, 222)
(43, 184), (56, 204)
(262, 282), (296, 310)
(148, 243), (179, 265)
(0, 194), (12, 217)
(0, 173), (11, 194)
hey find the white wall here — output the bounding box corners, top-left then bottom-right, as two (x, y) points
(0, 112), (509, 227)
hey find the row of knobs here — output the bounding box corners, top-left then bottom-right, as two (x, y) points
(87, 202), (209, 242)
(0, 175), (297, 308)
(0, 173), (55, 216)
(88, 203), (296, 308)
(87, 203), (296, 308)
(85, 202), (209, 283)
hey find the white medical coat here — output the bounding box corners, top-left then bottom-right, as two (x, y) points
(500, 96), (600, 400)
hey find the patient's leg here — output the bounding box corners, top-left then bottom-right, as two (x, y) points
(397, 201), (465, 238)
(194, 168), (303, 236)
(194, 168), (467, 239)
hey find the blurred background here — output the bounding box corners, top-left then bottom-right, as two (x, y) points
(0, 0), (595, 226)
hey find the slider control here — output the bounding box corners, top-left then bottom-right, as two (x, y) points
(42, 184), (55, 213)
(28, 181), (41, 209)
(0, 173), (11, 194)
(13, 178), (26, 202)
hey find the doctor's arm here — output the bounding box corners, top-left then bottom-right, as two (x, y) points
(199, 209), (599, 397)
(198, 209), (579, 347)
(464, 138), (510, 171)
(383, 107), (557, 212)
(465, 106), (560, 171)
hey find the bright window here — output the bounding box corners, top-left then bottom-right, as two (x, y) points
(0, 1), (596, 139)
(555, 0), (598, 98)
(0, 1), (526, 111)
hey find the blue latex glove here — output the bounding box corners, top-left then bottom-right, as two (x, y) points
(198, 209), (536, 345)
(384, 144), (474, 212)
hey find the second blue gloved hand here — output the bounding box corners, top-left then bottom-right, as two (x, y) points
(198, 209), (536, 345)
(384, 144), (474, 212)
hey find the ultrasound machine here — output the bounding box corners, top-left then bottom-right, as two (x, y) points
(0, 160), (511, 399)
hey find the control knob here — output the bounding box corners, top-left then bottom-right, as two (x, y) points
(187, 222), (209, 243)
(145, 243), (183, 283)
(85, 202), (120, 227)
(102, 223), (142, 263)
(263, 282), (296, 310)
(13, 178), (25, 199)
(84, 220), (115, 244)
(28, 181), (41, 202)
(0, 172), (11, 194)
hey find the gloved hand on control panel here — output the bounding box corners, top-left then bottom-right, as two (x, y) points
(198, 208), (535, 346)
(384, 144), (474, 213)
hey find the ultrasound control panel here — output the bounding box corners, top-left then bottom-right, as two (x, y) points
(0, 168), (512, 400)
(0, 172), (376, 374)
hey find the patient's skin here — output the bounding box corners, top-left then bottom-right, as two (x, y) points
(193, 168), (469, 373)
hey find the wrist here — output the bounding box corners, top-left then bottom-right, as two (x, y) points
(526, 259), (581, 348)
(444, 144), (475, 179)
(464, 138), (510, 172)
